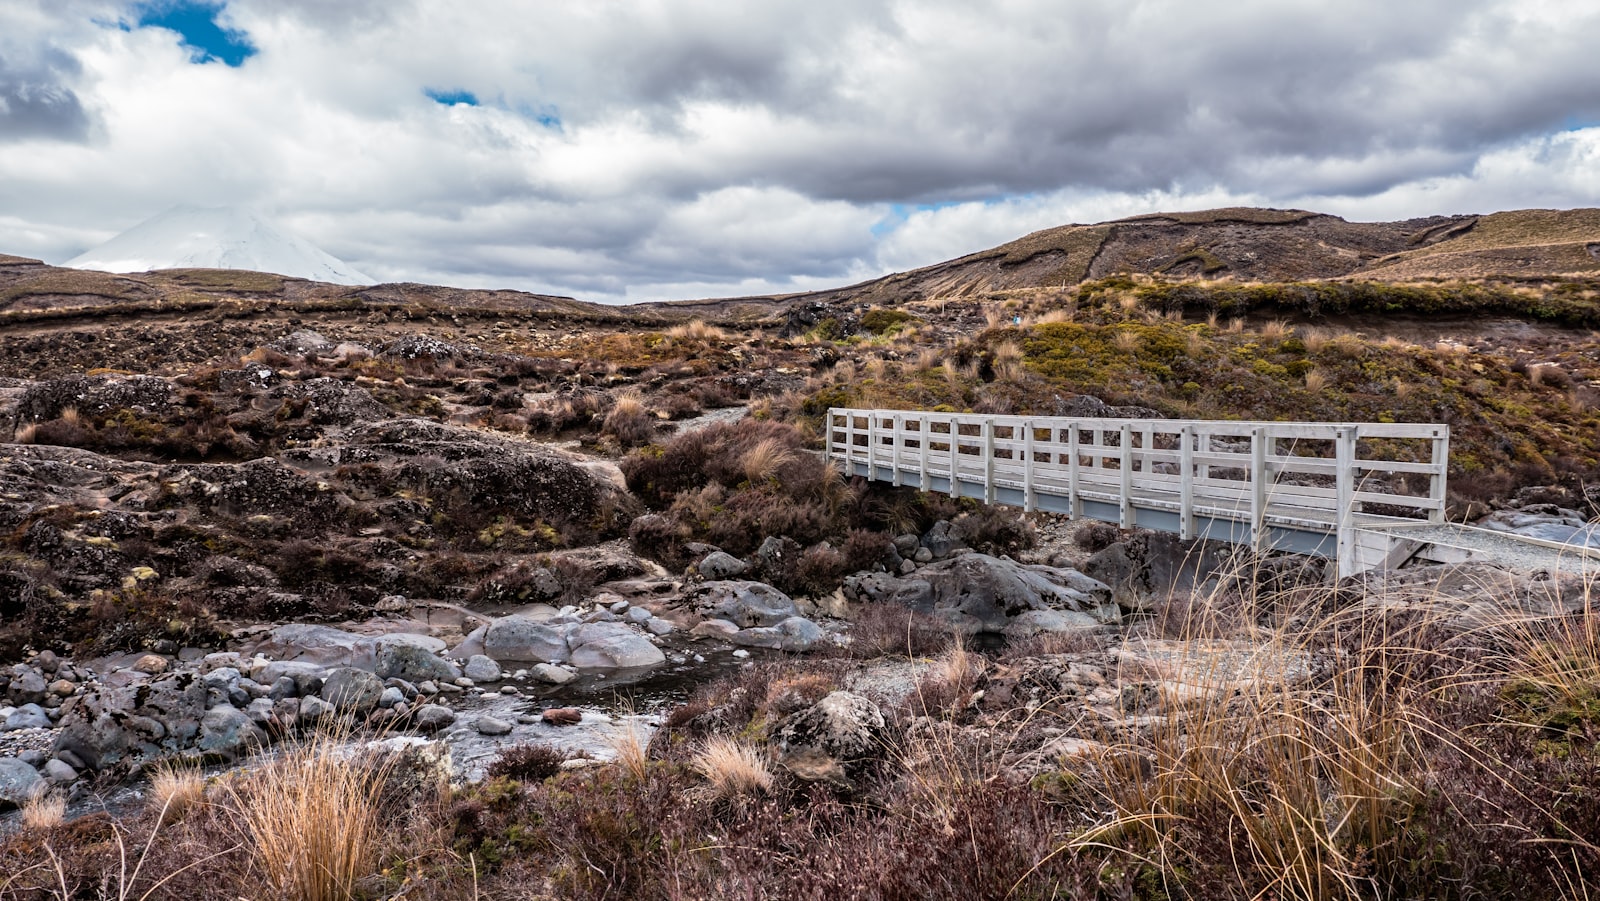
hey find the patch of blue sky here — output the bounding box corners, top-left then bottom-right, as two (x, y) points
(425, 88), (481, 107)
(870, 200), (968, 237)
(132, 1), (255, 67)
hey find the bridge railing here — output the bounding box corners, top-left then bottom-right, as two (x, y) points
(825, 408), (1449, 576)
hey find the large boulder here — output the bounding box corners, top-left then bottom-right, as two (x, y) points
(374, 643), (461, 684)
(842, 553), (1117, 634)
(0, 758), (45, 808)
(53, 671), (209, 771)
(197, 705), (267, 760)
(320, 667), (385, 713)
(683, 581), (799, 628)
(730, 616), (827, 652)
(567, 622), (666, 669)
(770, 691), (885, 788)
(1082, 531), (1227, 611)
(482, 616), (571, 664)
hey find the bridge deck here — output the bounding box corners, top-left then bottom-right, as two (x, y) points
(827, 408), (1450, 577)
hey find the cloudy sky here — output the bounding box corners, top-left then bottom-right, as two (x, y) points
(3, 1), (1600, 302)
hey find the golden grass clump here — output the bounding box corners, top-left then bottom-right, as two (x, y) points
(608, 723), (651, 782)
(1304, 369), (1329, 392)
(20, 793), (65, 831)
(742, 436), (797, 484)
(1112, 329), (1141, 352)
(692, 737), (775, 799)
(913, 348), (940, 372)
(148, 764), (207, 825)
(1260, 318), (1293, 339)
(664, 319), (727, 341)
(229, 737), (386, 901)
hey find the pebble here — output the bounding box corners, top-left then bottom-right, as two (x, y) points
(542, 707), (583, 726)
(474, 716), (513, 736)
(413, 704), (456, 732)
(531, 663), (575, 685)
(732, 649), (751, 658)
(463, 655), (502, 683)
(132, 654), (169, 675)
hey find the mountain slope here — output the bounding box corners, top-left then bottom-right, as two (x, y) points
(782, 207), (1600, 308)
(64, 205), (374, 286)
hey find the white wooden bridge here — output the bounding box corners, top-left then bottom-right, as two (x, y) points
(825, 408), (1454, 577)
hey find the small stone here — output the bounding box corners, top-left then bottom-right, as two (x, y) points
(501, 686), (517, 694)
(541, 707), (583, 726)
(132, 656), (169, 678)
(299, 695), (335, 721)
(268, 676), (297, 700)
(732, 649), (751, 658)
(463, 655), (502, 682)
(412, 704), (456, 732)
(608, 599), (630, 614)
(34, 650), (59, 674)
(913, 547), (933, 564)
(646, 618), (675, 636)
(530, 663), (575, 685)
(899, 559), (917, 575)
(625, 606), (652, 624)
(474, 716), (513, 736)
(43, 758), (78, 783)
(378, 687), (404, 709)
(416, 680), (439, 696)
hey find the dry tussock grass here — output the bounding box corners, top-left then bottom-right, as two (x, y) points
(147, 765), (206, 825)
(741, 436), (797, 484)
(227, 735), (387, 901)
(691, 737), (774, 799)
(20, 794), (65, 831)
(664, 319), (727, 341)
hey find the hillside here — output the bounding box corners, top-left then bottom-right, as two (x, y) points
(784, 206), (1600, 307)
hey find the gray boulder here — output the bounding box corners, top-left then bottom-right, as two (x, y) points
(375, 643), (461, 684)
(3, 703), (52, 731)
(197, 705), (266, 760)
(474, 716), (513, 736)
(684, 580), (799, 628)
(0, 758), (44, 808)
(483, 616), (571, 664)
(770, 691), (885, 789)
(463, 655), (502, 683)
(567, 623), (666, 669)
(697, 551), (747, 579)
(320, 667), (385, 714)
(730, 616), (827, 652)
(53, 671), (209, 771)
(842, 553), (1116, 634)
(412, 704), (456, 732)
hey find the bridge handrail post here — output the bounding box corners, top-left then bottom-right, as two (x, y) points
(825, 408), (835, 469)
(920, 414), (931, 491)
(983, 419), (996, 504)
(1023, 420), (1036, 513)
(1429, 426), (1449, 523)
(1068, 423), (1081, 517)
(1180, 424), (1195, 540)
(892, 413), (903, 487)
(868, 412), (880, 481)
(1119, 423), (1133, 528)
(1335, 426), (1356, 577)
(1250, 427), (1267, 550)
(949, 416), (962, 499)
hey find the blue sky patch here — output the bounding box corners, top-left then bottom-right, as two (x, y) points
(134, 1), (255, 67)
(871, 200), (965, 236)
(426, 88), (480, 107)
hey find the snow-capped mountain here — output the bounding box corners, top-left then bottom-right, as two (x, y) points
(65, 206), (373, 286)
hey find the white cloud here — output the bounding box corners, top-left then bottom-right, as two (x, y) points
(1, 0), (1599, 301)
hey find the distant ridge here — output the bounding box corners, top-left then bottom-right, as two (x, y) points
(65, 205), (372, 286)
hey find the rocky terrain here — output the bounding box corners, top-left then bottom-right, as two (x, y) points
(0, 208), (1598, 899)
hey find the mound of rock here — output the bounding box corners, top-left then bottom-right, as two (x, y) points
(843, 553), (1118, 635)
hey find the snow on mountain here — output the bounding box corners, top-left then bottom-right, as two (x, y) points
(64, 206), (373, 286)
